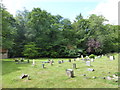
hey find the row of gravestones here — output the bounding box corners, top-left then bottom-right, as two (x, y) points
(14, 58), (30, 64)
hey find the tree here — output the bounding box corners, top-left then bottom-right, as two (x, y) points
(1, 6), (16, 49)
(22, 42), (38, 58)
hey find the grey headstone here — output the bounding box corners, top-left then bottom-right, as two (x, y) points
(66, 69), (74, 78)
(73, 63), (76, 69)
(58, 60), (61, 64)
(27, 59), (30, 63)
(68, 59), (71, 62)
(87, 68), (95, 71)
(86, 61), (91, 66)
(42, 64), (45, 68)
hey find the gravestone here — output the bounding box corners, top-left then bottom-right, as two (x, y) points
(61, 60), (64, 63)
(110, 56), (114, 61)
(15, 59), (19, 62)
(52, 60), (54, 63)
(81, 55), (83, 59)
(76, 58), (79, 61)
(87, 68), (95, 71)
(32, 59), (35, 65)
(74, 59), (76, 61)
(66, 69), (74, 78)
(27, 59), (30, 63)
(73, 63), (76, 69)
(42, 64), (45, 68)
(20, 74), (30, 80)
(58, 60), (61, 64)
(91, 58), (94, 62)
(21, 59), (24, 62)
(50, 61), (53, 66)
(86, 56), (89, 60)
(86, 61), (91, 66)
(69, 59), (71, 62)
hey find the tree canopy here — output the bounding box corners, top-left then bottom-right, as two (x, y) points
(1, 6), (119, 58)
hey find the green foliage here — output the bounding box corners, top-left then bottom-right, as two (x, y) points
(89, 54), (96, 59)
(22, 42), (38, 58)
(1, 5), (119, 58)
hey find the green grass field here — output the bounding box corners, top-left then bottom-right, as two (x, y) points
(2, 53), (119, 88)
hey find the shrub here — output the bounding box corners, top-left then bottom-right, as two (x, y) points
(89, 54), (95, 59)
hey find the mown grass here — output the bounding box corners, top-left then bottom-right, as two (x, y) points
(2, 53), (119, 88)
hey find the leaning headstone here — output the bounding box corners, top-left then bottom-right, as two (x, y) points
(87, 68), (95, 71)
(66, 69), (74, 78)
(20, 74), (29, 79)
(42, 64), (45, 68)
(86, 61), (91, 66)
(73, 63), (76, 69)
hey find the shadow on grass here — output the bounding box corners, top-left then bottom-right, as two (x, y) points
(2, 61), (31, 75)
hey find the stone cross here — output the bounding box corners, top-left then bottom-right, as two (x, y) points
(86, 61), (91, 66)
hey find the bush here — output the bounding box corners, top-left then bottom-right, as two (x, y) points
(89, 54), (95, 59)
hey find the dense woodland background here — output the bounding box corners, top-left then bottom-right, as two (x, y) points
(1, 5), (120, 58)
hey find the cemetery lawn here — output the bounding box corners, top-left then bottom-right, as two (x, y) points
(2, 53), (119, 88)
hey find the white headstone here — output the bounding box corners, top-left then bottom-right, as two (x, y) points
(110, 56), (114, 60)
(32, 59), (35, 65)
(81, 55), (83, 59)
(76, 58), (80, 61)
(91, 58), (94, 62)
(86, 61), (91, 66)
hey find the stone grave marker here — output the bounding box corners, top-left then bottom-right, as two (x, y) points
(110, 56), (114, 60)
(27, 59), (30, 63)
(32, 59), (35, 65)
(86, 61), (91, 66)
(69, 59), (71, 62)
(81, 55), (83, 59)
(73, 63), (76, 69)
(87, 68), (95, 71)
(58, 60), (61, 64)
(42, 64), (45, 68)
(91, 58), (94, 62)
(66, 69), (74, 78)
(50, 61), (53, 66)
(61, 60), (64, 63)
(52, 60), (54, 63)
